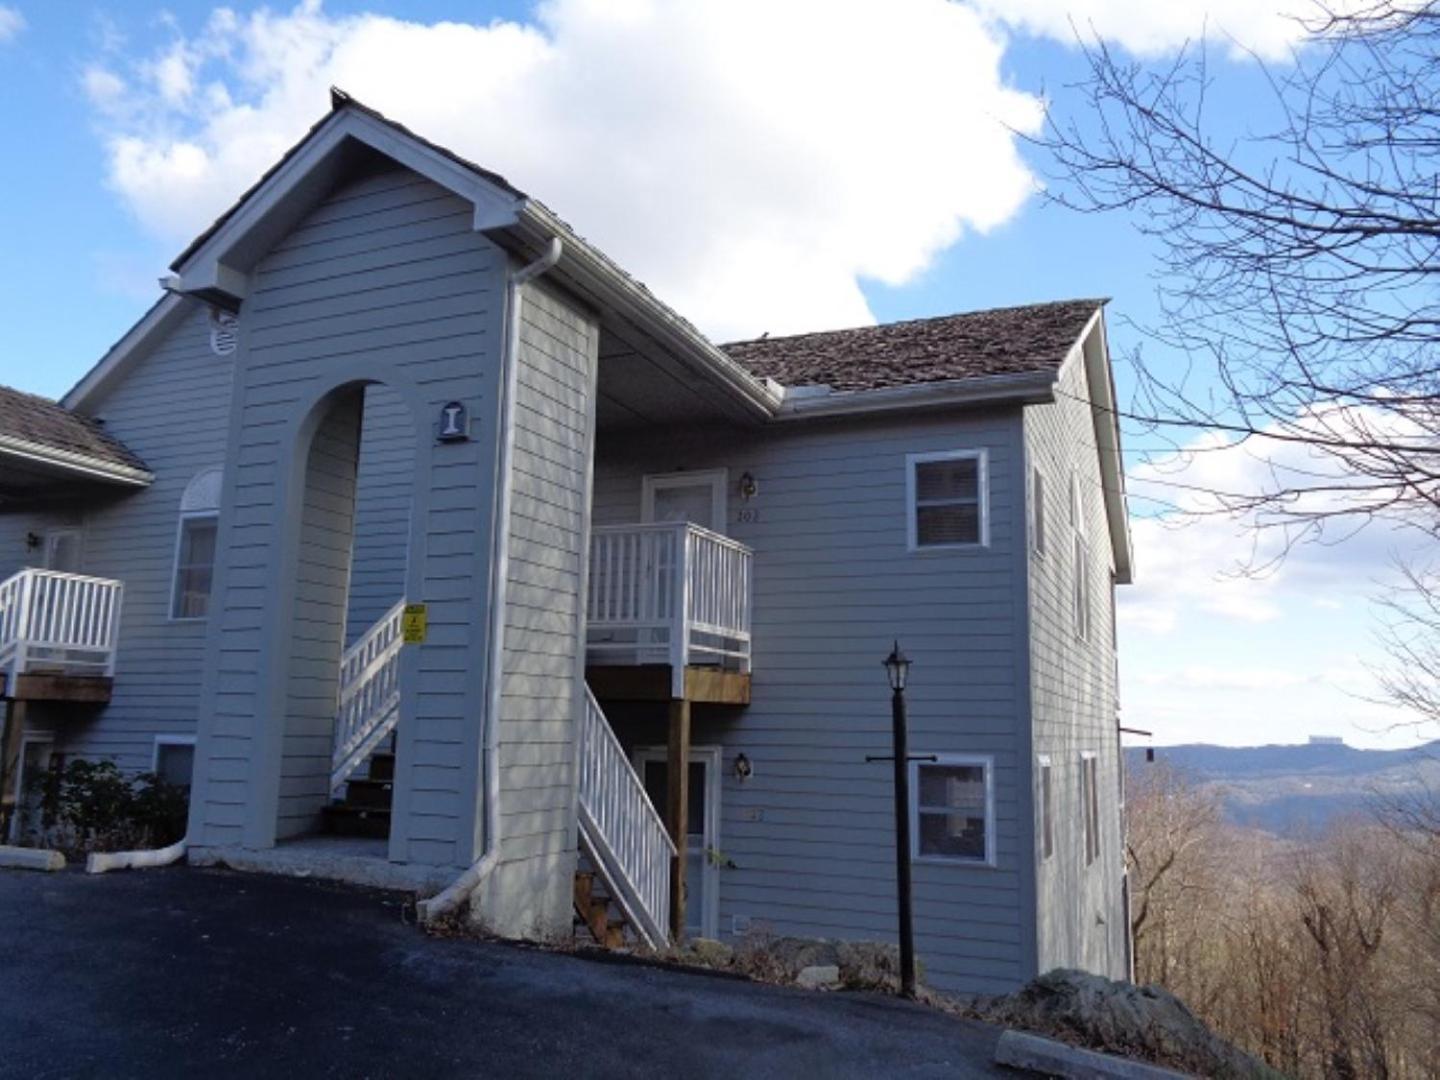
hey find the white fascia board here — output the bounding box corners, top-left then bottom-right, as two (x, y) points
(1082, 310), (1135, 585)
(512, 203), (783, 421)
(61, 292), (191, 413)
(0, 436), (154, 487)
(772, 369), (1058, 421)
(172, 108), (525, 302)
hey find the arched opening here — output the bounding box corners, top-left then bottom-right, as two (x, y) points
(274, 381), (415, 847)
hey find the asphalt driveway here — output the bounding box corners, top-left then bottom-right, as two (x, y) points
(0, 865), (1017, 1079)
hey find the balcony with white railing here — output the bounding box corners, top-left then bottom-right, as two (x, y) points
(0, 568), (124, 692)
(586, 522), (753, 699)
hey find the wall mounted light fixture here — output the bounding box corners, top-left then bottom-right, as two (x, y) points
(733, 752), (753, 781)
(738, 472), (758, 500)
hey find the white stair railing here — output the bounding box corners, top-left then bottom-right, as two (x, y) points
(0, 569), (124, 684)
(577, 684), (674, 948)
(331, 600), (405, 794)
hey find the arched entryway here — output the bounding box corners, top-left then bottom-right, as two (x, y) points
(273, 381), (415, 845)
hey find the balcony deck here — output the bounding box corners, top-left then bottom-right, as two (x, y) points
(0, 569), (123, 703)
(585, 522), (752, 701)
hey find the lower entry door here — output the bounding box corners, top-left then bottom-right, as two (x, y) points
(633, 746), (721, 940)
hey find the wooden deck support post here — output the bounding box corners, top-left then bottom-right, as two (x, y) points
(0, 700), (27, 840)
(666, 697), (691, 942)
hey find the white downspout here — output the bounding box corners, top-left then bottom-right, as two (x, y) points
(86, 837), (186, 874)
(418, 236), (562, 924)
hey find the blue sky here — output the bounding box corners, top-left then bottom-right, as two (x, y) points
(0, 1), (1428, 749)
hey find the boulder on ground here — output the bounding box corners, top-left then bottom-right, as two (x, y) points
(966, 969), (1280, 1080)
(795, 964), (841, 990)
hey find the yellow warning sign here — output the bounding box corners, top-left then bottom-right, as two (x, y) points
(401, 603), (428, 644)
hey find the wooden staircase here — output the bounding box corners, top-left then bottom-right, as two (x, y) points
(573, 859), (632, 949)
(322, 747), (394, 839)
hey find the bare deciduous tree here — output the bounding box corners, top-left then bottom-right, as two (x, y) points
(1044, 2), (1440, 543)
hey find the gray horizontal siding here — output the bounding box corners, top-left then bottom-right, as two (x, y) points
(0, 302), (231, 768)
(188, 163), (507, 866)
(594, 408), (1030, 995)
(1025, 351), (1128, 980)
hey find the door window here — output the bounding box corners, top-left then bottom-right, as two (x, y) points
(642, 470), (728, 533)
(43, 529), (82, 573)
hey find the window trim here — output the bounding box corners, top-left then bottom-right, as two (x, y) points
(169, 511), (219, 622)
(42, 527), (84, 573)
(1037, 754), (1054, 862)
(1080, 751), (1100, 866)
(1031, 465), (1047, 559)
(641, 469), (729, 534)
(1071, 470), (1091, 641)
(906, 449), (990, 552)
(910, 752), (997, 867)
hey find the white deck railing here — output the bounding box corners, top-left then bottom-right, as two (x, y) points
(0, 568), (124, 684)
(587, 522), (753, 696)
(577, 684), (674, 948)
(331, 599), (405, 794)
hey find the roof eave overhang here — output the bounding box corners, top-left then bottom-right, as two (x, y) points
(0, 436), (154, 488)
(168, 107), (529, 307)
(771, 368), (1057, 421)
(1062, 307), (1134, 585)
(507, 203), (783, 422)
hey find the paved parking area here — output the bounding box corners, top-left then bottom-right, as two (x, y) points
(0, 865), (1017, 1079)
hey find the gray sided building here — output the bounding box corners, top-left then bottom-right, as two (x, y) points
(0, 95), (1133, 994)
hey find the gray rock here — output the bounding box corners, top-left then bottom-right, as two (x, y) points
(795, 964), (841, 990)
(686, 938), (734, 967)
(968, 969), (1280, 1080)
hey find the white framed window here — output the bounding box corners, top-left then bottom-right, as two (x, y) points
(641, 469), (729, 534)
(1037, 755), (1054, 861)
(1031, 466), (1047, 558)
(171, 468), (222, 620)
(911, 754), (996, 866)
(1080, 752), (1100, 866)
(907, 450), (989, 550)
(153, 735), (197, 793)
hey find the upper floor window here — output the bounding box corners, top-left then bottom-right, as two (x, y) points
(171, 468), (222, 620)
(1031, 466), (1047, 558)
(907, 450), (988, 550)
(1080, 752), (1101, 866)
(1038, 755), (1055, 861)
(1071, 472), (1091, 640)
(911, 754), (995, 866)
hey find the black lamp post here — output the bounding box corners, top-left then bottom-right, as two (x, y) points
(882, 641), (917, 999)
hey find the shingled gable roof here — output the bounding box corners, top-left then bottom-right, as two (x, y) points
(721, 299), (1105, 393)
(0, 384), (151, 482)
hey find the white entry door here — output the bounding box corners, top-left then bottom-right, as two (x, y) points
(633, 745), (721, 940)
(642, 470), (728, 534)
(43, 529), (82, 572)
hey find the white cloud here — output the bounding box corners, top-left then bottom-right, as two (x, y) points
(971, 0), (1356, 60)
(80, 0), (1044, 341)
(0, 5), (25, 44)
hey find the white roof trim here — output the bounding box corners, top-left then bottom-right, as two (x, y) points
(0, 434), (154, 487)
(171, 108), (525, 302)
(1072, 308), (1134, 585)
(771, 369), (1057, 421)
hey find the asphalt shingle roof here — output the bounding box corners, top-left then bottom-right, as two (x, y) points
(721, 299), (1105, 392)
(0, 385), (149, 475)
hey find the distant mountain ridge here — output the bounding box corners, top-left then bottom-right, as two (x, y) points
(1125, 739), (1440, 837)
